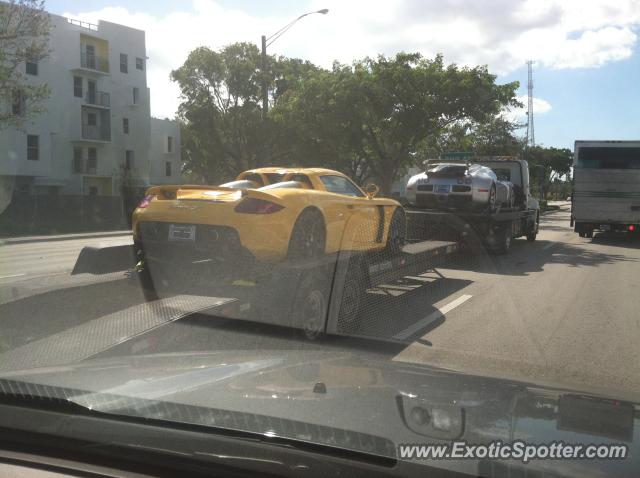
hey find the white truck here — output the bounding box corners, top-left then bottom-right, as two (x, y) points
(572, 140), (640, 238)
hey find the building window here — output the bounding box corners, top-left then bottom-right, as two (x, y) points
(27, 135), (39, 161)
(125, 150), (134, 170)
(165, 161), (172, 177)
(87, 112), (97, 126)
(123, 117), (129, 134)
(136, 57), (144, 70)
(167, 135), (173, 153)
(132, 87), (139, 104)
(73, 76), (83, 97)
(12, 89), (26, 116)
(26, 60), (38, 76)
(87, 147), (97, 172)
(120, 53), (128, 73)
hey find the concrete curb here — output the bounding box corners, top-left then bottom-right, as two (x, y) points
(0, 230), (132, 246)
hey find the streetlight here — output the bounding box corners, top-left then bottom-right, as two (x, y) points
(260, 8), (329, 122)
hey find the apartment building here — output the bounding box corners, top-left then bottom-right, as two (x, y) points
(0, 12), (179, 197)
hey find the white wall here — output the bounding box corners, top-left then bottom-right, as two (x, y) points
(149, 118), (181, 185)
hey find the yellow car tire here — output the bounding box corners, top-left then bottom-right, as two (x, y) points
(287, 208), (326, 262)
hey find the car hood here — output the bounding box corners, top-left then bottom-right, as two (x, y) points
(1, 350), (638, 475)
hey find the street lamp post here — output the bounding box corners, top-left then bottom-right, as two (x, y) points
(258, 8), (328, 165)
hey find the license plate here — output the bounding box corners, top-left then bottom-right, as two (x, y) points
(168, 224), (196, 241)
(599, 224), (610, 231)
(435, 185), (450, 193)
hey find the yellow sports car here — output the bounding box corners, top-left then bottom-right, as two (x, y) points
(132, 168), (405, 265)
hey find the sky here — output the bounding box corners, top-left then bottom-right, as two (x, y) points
(47, 0), (640, 150)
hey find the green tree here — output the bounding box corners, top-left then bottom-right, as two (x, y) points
(526, 146), (573, 199)
(0, 0), (51, 130)
(275, 53), (520, 193)
(171, 43), (319, 183)
(424, 116), (525, 158)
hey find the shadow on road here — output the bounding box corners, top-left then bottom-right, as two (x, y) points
(444, 238), (638, 277)
(590, 232), (640, 249)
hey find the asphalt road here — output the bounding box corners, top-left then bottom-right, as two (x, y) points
(1, 203), (639, 400)
(0, 233), (133, 304)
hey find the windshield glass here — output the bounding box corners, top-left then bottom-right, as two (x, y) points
(577, 147), (640, 169)
(1, 1), (639, 476)
(258, 180), (303, 190)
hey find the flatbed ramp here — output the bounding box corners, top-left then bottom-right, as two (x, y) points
(0, 295), (234, 372)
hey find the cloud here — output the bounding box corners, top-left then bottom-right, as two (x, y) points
(504, 95), (553, 123)
(62, 0), (639, 118)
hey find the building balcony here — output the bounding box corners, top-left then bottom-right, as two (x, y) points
(71, 158), (98, 175)
(85, 91), (110, 108)
(81, 124), (110, 142)
(79, 52), (109, 74)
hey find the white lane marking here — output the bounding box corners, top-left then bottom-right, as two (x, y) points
(543, 242), (556, 250)
(392, 294), (473, 341)
(0, 273), (26, 280)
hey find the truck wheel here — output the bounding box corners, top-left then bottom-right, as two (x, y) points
(293, 274), (328, 341)
(586, 229), (594, 239)
(337, 265), (364, 333)
(496, 227), (512, 254)
(526, 213), (539, 241)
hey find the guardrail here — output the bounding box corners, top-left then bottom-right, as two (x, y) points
(80, 52), (109, 73)
(71, 158), (98, 174)
(81, 124), (110, 142)
(85, 91), (110, 107)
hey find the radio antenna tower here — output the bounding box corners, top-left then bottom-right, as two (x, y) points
(526, 60), (535, 147)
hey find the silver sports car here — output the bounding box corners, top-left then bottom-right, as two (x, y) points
(406, 162), (514, 212)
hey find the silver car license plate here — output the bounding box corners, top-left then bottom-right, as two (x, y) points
(168, 224), (196, 241)
(435, 185), (450, 193)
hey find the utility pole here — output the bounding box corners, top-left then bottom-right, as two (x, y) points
(526, 60), (535, 147)
(261, 35), (268, 120)
(258, 9), (329, 167)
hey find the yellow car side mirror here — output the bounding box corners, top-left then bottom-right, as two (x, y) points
(365, 183), (379, 198)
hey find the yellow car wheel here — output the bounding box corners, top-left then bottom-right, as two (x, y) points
(287, 209), (326, 262)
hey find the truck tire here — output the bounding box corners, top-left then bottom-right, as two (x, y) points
(526, 213), (539, 241)
(585, 229), (594, 239)
(336, 261), (365, 333)
(496, 226), (512, 254)
(293, 273), (328, 341)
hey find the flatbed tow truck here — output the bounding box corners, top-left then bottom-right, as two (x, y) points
(131, 157), (540, 341)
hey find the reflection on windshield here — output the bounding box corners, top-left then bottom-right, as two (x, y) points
(1, 0), (639, 476)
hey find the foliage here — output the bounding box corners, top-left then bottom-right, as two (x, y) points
(0, 0), (51, 130)
(171, 43), (319, 184)
(173, 44), (521, 191)
(273, 53), (520, 192)
(525, 146), (573, 198)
